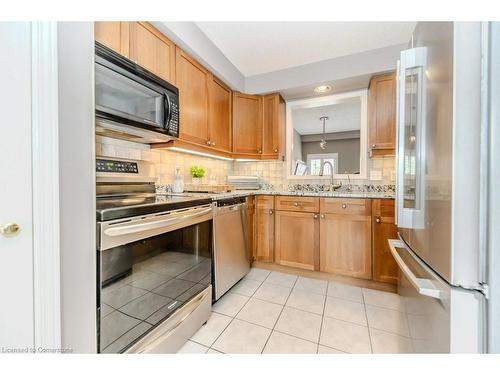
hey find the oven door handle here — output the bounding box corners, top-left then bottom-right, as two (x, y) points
(104, 207), (213, 237)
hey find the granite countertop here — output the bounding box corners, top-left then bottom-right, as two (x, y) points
(158, 189), (395, 200)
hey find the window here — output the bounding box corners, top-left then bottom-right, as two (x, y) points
(306, 153), (338, 175)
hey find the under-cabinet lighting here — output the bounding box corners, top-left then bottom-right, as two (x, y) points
(169, 147), (234, 161)
(314, 84), (332, 93)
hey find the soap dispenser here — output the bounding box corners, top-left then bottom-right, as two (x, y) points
(172, 166), (184, 193)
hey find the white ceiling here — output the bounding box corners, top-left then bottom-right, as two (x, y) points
(292, 101), (361, 135)
(195, 22), (415, 76)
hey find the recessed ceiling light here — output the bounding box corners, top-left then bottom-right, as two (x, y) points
(314, 84), (332, 93)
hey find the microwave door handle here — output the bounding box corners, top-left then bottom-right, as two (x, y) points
(164, 93), (172, 130)
(388, 239), (444, 300)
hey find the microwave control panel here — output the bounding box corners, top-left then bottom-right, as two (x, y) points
(96, 159), (138, 173)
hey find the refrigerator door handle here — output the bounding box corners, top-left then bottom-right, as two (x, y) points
(388, 239), (445, 300)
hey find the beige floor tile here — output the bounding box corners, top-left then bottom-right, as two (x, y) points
(190, 312), (232, 347)
(265, 271), (298, 288)
(324, 296), (367, 326)
(320, 317), (372, 353)
(274, 306), (322, 343)
(236, 298), (283, 329)
(230, 278), (262, 297)
(294, 277), (328, 295)
(212, 319), (271, 354)
(366, 305), (410, 337)
(327, 282), (363, 303)
(286, 289), (326, 315)
(370, 328), (413, 353)
(253, 282), (292, 305)
(362, 288), (406, 312)
(245, 268), (271, 282)
(177, 340), (209, 353)
(212, 292), (249, 317)
(318, 345), (346, 354)
(263, 331), (317, 354)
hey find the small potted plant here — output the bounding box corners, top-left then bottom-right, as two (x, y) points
(189, 166), (205, 185)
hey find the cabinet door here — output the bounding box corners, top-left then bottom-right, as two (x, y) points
(368, 72), (396, 157)
(208, 75), (232, 152)
(232, 93), (263, 155)
(320, 213), (372, 279)
(255, 196), (274, 262)
(262, 94), (284, 158)
(275, 211), (319, 271)
(176, 47), (210, 145)
(129, 22), (176, 84)
(372, 199), (398, 284)
(94, 22), (129, 57)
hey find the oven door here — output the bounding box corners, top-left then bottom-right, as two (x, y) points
(97, 204), (214, 353)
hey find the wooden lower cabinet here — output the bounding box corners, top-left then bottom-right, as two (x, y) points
(255, 196), (274, 262)
(246, 196), (255, 262)
(320, 198), (372, 279)
(275, 210), (319, 271)
(372, 199), (399, 284)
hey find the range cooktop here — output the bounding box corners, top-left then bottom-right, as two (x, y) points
(96, 194), (213, 221)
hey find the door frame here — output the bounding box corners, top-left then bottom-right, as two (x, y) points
(31, 22), (61, 350)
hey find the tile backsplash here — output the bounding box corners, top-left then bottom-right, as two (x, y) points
(96, 136), (395, 189)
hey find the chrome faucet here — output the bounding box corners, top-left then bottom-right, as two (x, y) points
(319, 161), (340, 191)
(346, 174), (352, 192)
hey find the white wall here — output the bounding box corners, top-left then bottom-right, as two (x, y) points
(58, 22), (96, 353)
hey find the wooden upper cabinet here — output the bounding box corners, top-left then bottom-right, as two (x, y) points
(232, 93), (263, 155)
(372, 199), (399, 284)
(319, 198), (372, 279)
(129, 22), (176, 84)
(368, 72), (397, 157)
(262, 94), (285, 159)
(255, 196), (274, 262)
(208, 75), (232, 152)
(176, 47), (210, 145)
(275, 210), (319, 271)
(94, 22), (130, 57)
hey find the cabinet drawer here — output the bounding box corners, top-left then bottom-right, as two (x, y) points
(275, 196), (319, 213)
(256, 195), (274, 210)
(320, 198), (371, 216)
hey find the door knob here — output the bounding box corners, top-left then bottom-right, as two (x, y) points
(0, 223), (20, 237)
(375, 217), (381, 223)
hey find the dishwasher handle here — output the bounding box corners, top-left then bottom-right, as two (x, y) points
(217, 202), (247, 214)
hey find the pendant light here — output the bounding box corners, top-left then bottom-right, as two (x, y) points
(319, 116), (329, 150)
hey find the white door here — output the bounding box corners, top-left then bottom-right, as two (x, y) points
(0, 22), (35, 350)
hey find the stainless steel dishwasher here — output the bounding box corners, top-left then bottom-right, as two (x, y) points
(213, 197), (250, 300)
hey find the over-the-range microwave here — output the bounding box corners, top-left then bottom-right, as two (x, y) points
(95, 42), (180, 144)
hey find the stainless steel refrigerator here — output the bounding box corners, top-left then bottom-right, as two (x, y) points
(389, 22), (497, 353)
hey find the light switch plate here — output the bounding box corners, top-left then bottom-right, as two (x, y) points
(370, 170), (382, 181)
(390, 170), (396, 181)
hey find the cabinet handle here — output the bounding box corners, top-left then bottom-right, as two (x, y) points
(274, 148), (278, 153)
(206, 140), (211, 146)
(313, 214), (319, 219)
(321, 214), (325, 219)
(342, 204), (347, 209)
(375, 217), (381, 223)
(294, 202), (299, 207)
(258, 149), (262, 154)
(211, 141), (216, 147)
(371, 143), (376, 148)
(269, 209), (274, 215)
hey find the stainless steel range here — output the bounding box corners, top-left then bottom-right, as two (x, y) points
(96, 158), (214, 353)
